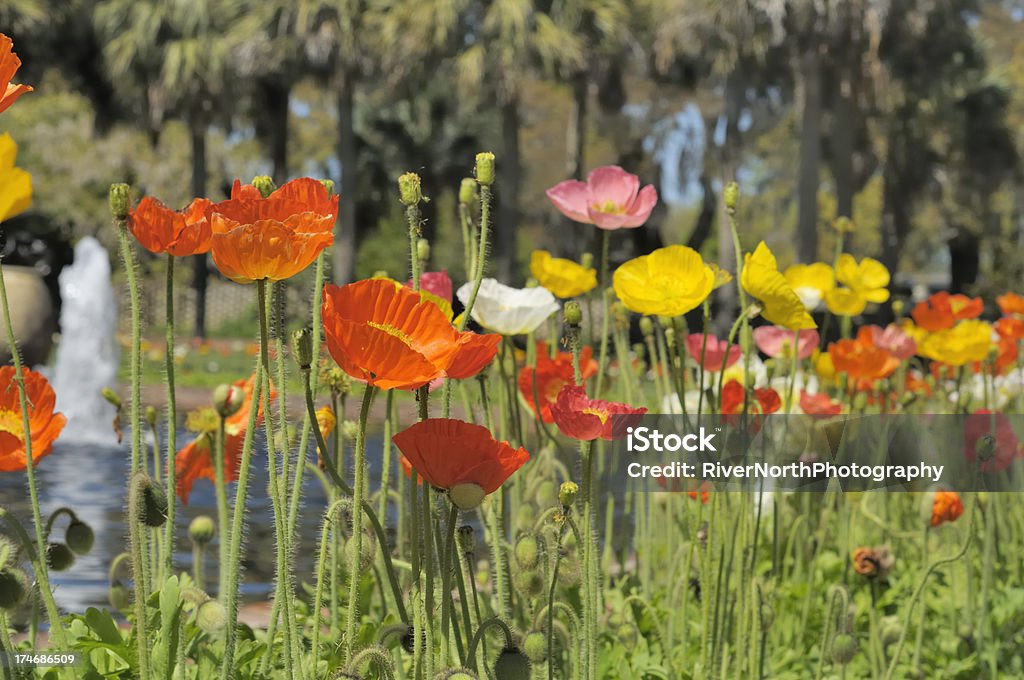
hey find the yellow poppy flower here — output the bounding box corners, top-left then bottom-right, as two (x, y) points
(741, 242), (816, 330)
(917, 320), (993, 366)
(0, 133), (32, 222)
(813, 350), (836, 382)
(530, 250), (597, 299)
(824, 288), (867, 317)
(835, 254), (890, 303)
(784, 262), (834, 310)
(613, 245), (713, 317)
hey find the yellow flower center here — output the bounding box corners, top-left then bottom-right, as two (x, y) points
(0, 409), (25, 440)
(582, 407), (609, 424)
(368, 320), (414, 347)
(596, 200), (625, 215)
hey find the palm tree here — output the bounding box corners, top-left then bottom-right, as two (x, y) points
(94, 0), (238, 337)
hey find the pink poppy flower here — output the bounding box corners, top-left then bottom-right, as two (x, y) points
(546, 165), (658, 230)
(964, 409), (1021, 473)
(685, 333), (741, 371)
(407, 270), (453, 302)
(862, 324), (916, 360)
(549, 385), (647, 441)
(753, 326), (819, 359)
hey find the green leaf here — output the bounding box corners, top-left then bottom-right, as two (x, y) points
(84, 607), (123, 646)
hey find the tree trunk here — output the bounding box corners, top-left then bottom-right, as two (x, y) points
(190, 118), (209, 339)
(561, 70), (588, 257)
(496, 97), (521, 283)
(686, 176), (716, 252)
(880, 162), (908, 273)
(262, 79), (290, 185)
(334, 68), (358, 285)
(715, 74), (743, 329)
(796, 43), (823, 262)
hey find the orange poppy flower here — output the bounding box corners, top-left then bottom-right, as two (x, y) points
(721, 380), (781, 416)
(911, 292), (983, 332)
(852, 546), (894, 578)
(518, 342), (598, 423)
(321, 278), (498, 391)
(996, 292), (1024, 317)
(208, 177), (338, 283)
(174, 375), (272, 503)
(549, 384), (647, 441)
(0, 35), (32, 114)
(930, 490), (964, 527)
(799, 390), (842, 417)
(129, 196), (213, 256)
(392, 418), (529, 508)
(829, 337), (899, 383)
(995, 316), (1024, 342)
(0, 367), (66, 471)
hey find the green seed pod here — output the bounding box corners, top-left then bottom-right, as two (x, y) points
(558, 482), (578, 508)
(521, 631), (547, 664)
(109, 183), (130, 221)
(47, 543), (75, 571)
(66, 519), (96, 555)
(459, 178), (478, 205)
(145, 406), (158, 429)
(514, 535), (542, 569)
(513, 569), (545, 599)
(432, 669), (478, 680)
(196, 599), (227, 634)
(475, 153), (496, 186)
(493, 646), (531, 680)
(831, 633), (857, 665)
(291, 328), (314, 370)
(189, 516), (216, 546)
(564, 301), (583, 327)
(449, 483), (487, 511)
(108, 581), (130, 611)
(344, 531), (377, 571)
(251, 175), (277, 199)
(399, 172), (423, 206)
(723, 181), (739, 213)
(0, 568), (28, 610)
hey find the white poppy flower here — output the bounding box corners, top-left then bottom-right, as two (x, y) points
(456, 278), (559, 335)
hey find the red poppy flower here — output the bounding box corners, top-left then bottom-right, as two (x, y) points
(721, 380), (781, 415)
(995, 316), (1024, 342)
(996, 292), (1024, 317)
(0, 367), (66, 471)
(518, 342), (598, 423)
(129, 196), (213, 256)
(392, 418), (529, 508)
(0, 35), (32, 114)
(799, 391), (842, 417)
(685, 333), (741, 371)
(549, 385), (647, 441)
(174, 375), (272, 504)
(322, 278), (498, 390)
(964, 409), (1020, 473)
(912, 292), (983, 332)
(930, 491), (963, 527)
(217, 177), (339, 221)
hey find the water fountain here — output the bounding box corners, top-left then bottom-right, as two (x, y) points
(52, 236), (119, 443)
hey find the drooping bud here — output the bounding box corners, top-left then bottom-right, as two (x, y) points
(189, 516), (216, 546)
(46, 543), (75, 571)
(880, 616), (902, 647)
(196, 599), (228, 634)
(433, 669), (478, 680)
(475, 153), (496, 186)
(344, 530), (377, 571)
(135, 475), (169, 528)
(449, 483), (487, 511)
(457, 525), (475, 554)
(723, 181), (739, 214)
(459, 178), (478, 205)
(417, 238), (431, 263)
(101, 386), (123, 409)
(521, 631), (547, 664)
(108, 581), (130, 611)
(291, 328), (314, 370)
(513, 535), (542, 569)
(109, 183), (130, 221)
(830, 633), (857, 664)
(212, 384), (244, 418)
(251, 175), (276, 199)
(0, 568), (28, 610)
(145, 405), (158, 430)
(399, 172), (423, 206)
(558, 481), (579, 509)
(557, 555), (581, 588)
(639, 317), (654, 337)
(493, 646), (531, 680)
(564, 301), (583, 327)
(513, 569), (545, 598)
(66, 519), (96, 555)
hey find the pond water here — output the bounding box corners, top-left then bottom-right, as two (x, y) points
(0, 429), (388, 615)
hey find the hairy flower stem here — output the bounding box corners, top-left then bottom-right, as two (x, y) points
(127, 474), (153, 680)
(0, 260), (68, 651)
(594, 231), (611, 399)
(311, 499), (346, 670)
(547, 519), (567, 680)
(344, 384), (376, 658)
(214, 417), (228, 596)
(581, 437), (598, 680)
(439, 503), (459, 666)
(163, 256), (178, 578)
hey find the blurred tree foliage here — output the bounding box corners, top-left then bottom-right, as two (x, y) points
(3, 0), (1023, 335)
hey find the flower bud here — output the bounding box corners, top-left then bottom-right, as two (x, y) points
(457, 525), (475, 554)
(47, 542), (75, 571)
(400, 625), (417, 653)
(109, 183), (130, 221)
(852, 392), (869, 412)
(145, 405), (158, 430)
(880, 616), (902, 647)
(558, 481), (578, 508)
(189, 515), (216, 546)
(213, 384), (244, 418)
(341, 420), (360, 442)
(136, 476), (169, 528)
(449, 483), (487, 511)
(66, 519), (95, 555)
(833, 216), (855, 234)
(521, 631), (547, 664)
(514, 504), (535, 528)
(513, 569), (545, 599)
(723, 181), (739, 214)
(535, 480), (556, 507)
(433, 669), (478, 680)
(564, 301), (583, 327)
(580, 252), (594, 269)
(101, 387), (123, 409)
(322, 367), (352, 396)
(417, 238), (431, 263)
(639, 317), (654, 337)
(399, 172), (423, 206)
(319, 179), (335, 195)
(475, 152), (496, 186)
(195, 599), (227, 634)
(615, 623), (638, 647)
(251, 175), (276, 199)
(493, 646), (531, 680)
(0, 536), (15, 568)
(891, 299), (905, 317)
(344, 530), (377, 571)
(513, 535), (542, 569)
(459, 178), (478, 205)
(108, 581), (130, 611)
(291, 328), (314, 370)
(830, 633), (857, 664)
(0, 568), (28, 610)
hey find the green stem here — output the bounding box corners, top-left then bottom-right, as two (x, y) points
(214, 420), (228, 597)
(440, 502), (459, 666)
(163, 256), (178, 578)
(594, 231), (611, 398)
(344, 384), (376, 657)
(127, 474), (153, 680)
(311, 499), (347, 671)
